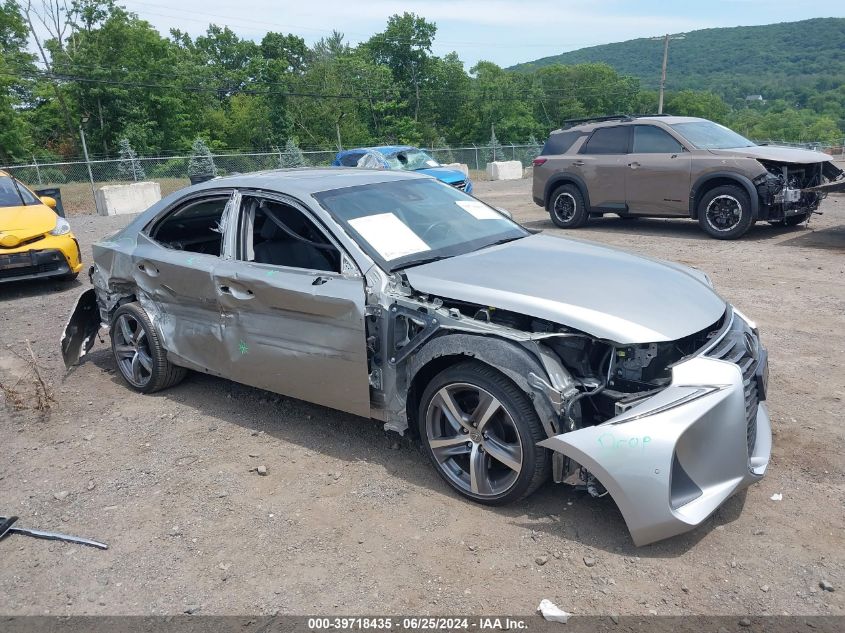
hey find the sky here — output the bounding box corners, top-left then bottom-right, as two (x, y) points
(119, 0), (844, 68)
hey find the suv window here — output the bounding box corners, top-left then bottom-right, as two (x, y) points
(632, 126), (685, 153)
(581, 126), (630, 154)
(541, 131), (583, 156)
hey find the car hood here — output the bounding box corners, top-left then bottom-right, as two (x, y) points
(415, 167), (467, 184)
(709, 146), (832, 164)
(0, 204), (57, 246)
(404, 234), (726, 344)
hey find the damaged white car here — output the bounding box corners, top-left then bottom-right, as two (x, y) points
(62, 169), (771, 545)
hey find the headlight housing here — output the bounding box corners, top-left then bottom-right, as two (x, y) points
(732, 306), (758, 332)
(50, 217), (71, 236)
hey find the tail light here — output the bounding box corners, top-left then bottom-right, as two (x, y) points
(532, 158), (547, 166)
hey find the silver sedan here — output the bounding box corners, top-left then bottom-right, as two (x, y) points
(62, 168), (771, 545)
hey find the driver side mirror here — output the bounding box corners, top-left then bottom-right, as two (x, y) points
(495, 207), (513, 220)
(40, 196), (57, 209)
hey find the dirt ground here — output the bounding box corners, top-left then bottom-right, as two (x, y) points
(1, 178), (843, 618)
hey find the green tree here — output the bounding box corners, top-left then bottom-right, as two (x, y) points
(117, 138), (145, 180)
(482, 125), (506, 164)
(0, 0), (34, 162)
(365, 13), (436, 122)
(189, 138), (216, 176)
(279, 138), (305, 167)
(665, 90), (729, 122)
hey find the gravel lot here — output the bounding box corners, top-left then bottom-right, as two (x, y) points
(1, 178), (843, 617)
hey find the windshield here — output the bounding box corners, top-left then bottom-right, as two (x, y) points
(313, 179), (527, 271)
(670, 121), (756, 150)
(383, 149), (440, 171)
(0, 175), (40, 207)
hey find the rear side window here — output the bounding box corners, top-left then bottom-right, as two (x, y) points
(541, 131), (583, 155)
(149, 196), (231, 255)
(632, 126), (685, 153)
(581, 126), (630, 154)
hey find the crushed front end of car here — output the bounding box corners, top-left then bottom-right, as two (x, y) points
(539, 308), (770, 545)
(753, 158), (843, 223)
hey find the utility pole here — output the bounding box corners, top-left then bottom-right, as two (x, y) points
(335, 112), (346, 152)
(79, 116), (98, 214)
(653, 33), (685, 114)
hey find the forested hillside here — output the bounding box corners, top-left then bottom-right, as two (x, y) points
(0, 2), (842, 165)
(511, 19), (845, 105)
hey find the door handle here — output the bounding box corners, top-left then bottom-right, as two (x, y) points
(628, 162), (641, 169)
(571, 160), (585, 167)
(218, 285), (254, 300)
(137, 261), (159, 276)
(312, 276), (330, 286)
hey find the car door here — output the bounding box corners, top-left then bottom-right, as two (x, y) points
(577, 126), (631, 210)
(626, 125), (691, 215)
(134, 190), (234, 374)
(213, 191), (371, 417)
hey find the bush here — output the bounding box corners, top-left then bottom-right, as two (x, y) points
(147, 157), (189, 179)
(39, 167), (67, 184)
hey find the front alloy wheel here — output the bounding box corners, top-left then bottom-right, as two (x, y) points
(419, 361), (549, 504)
(697, 184), (754, 239)
(705, 195), (742, 232)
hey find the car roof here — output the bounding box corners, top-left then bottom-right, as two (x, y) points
(341, 145), (416, 155)
(189, 167), (430, 198)
(552, 115), (707, 135)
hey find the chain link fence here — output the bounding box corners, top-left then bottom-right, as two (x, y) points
(0, 143), (544, 215)
(3, 139), (842, 215)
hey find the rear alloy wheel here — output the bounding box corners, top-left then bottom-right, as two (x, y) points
(549, 184), (588, 229)
(698, 185), (754, 239)
(110, 303), (187, 393)
(419, 361), (549, 505)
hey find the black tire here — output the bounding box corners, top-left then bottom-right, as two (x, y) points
(697, 185), (754, 239)
(110, 302), (187, 393)
(549, 184), (588, 229)
(418, 360), (550, 505)
(769, 212), (809, 227)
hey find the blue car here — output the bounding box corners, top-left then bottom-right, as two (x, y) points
(332, 146), (472, 193)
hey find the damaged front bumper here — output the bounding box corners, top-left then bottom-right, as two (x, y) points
(540, 317), (771, 546)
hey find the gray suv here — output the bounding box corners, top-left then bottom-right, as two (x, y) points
(532, 115), (844, 239)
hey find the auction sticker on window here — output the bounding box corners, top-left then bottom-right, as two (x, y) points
(349, 213), (431, 261)
(456, 200), (502, 220)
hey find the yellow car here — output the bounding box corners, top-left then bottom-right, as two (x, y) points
(0, 170), (82, 283)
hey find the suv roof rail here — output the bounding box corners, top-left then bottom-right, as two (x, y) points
(560, 114), (633, 129)
(558, 113), (673, 130)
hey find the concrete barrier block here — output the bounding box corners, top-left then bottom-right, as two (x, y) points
(95, 182), (161, 217)
(486, 160), (523, 181)
(443, 162), (469, 177)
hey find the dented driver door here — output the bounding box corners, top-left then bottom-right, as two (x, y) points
(212, 195), (370, 417)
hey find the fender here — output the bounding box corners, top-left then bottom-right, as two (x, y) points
(407, 333), (564, 438)
(689, 172), (760, 219)
(543, 173), (592, 212)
